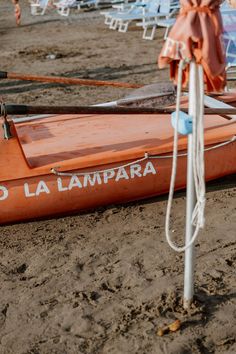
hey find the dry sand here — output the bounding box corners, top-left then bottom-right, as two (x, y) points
(0, 1), (236, 353)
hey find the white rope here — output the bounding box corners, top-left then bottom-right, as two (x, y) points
(51, 136), (236, 177)
(51, 153), (149, 176)
(165, 59), (188, 252)
(204, 135), (236, 151)
(165, 60), (207, 253)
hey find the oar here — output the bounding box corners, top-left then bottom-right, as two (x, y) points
(0, 71), (142, 89)
(3, 104), (236, 116)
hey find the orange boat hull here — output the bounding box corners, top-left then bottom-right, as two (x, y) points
(0, 135), (235, 224)
(0, 98), (235, 224)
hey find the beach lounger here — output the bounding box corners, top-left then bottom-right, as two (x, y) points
(100, 0), (147, 27)
(30, 0), (50, 15)
(108, 0), (161, 32)
(221, 8), (236, 78)
(224, 30), (236, 71)
(54, 0), (80, 16)
(136, 0), (179, 40)
(78, 0), (99, 10)
(118, 0), (179, 34)
(155, 17), (176, 39)
(100, 0), (131, 6)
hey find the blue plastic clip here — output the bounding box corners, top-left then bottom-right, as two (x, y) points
(171, 111), (193, 135)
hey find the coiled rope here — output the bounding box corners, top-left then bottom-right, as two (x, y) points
(165, 60), (206, 252)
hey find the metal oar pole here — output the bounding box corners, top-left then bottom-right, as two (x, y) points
(2, 104), (236, 116)
(0, 71), (141, 89)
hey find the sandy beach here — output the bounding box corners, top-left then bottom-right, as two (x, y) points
(0, 1), (236, 353)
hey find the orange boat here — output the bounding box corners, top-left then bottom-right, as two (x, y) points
(0, 95), (235, 224)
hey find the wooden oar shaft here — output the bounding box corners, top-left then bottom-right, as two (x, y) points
(0, 71), (142, 89)
(3, 104), (236, 116)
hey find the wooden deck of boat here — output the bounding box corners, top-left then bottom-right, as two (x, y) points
(14, 113), (236, 168)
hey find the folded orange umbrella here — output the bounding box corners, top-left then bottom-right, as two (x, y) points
(12, 0), (21, 26)
(158, 0), (226, 92)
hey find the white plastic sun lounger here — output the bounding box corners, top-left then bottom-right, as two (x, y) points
(223, 30), (236, 71)
(101, 0), (148, 27)
(78, 0), (100, 10)
(155, 17), (176, 39)
(54, 0), (80, 16)
(108, 0), (161, 32)
(221, 8), (236, 79)
(30, 0), (50, 15)
(136, 0), (179, 40)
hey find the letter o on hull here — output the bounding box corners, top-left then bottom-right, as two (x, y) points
(0, 186), (8, 201)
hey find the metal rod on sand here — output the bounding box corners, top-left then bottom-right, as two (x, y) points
(183, 61), (205, 309)
(183, 62), (197, 309)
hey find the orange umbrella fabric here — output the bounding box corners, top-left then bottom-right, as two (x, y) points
(12, 0), (21, 26)
(158, 0), (226, 92)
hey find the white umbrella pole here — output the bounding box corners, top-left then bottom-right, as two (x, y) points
(183, 61), (197, 309)
(164, 60), (205, 308)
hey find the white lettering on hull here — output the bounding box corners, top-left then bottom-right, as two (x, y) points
(104, 170), (115, 184)
(24, 181), (50, 197)
(143, 161), (157, 176)
(0, 161), (157, 201)
(83, 173), (102, 187)
(0, 185), (8, 201)
(68, 175), (82, 190)
(130, 164), (142, 178)
(57, 177), (69, 192)
(115, 167), (129, 182)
